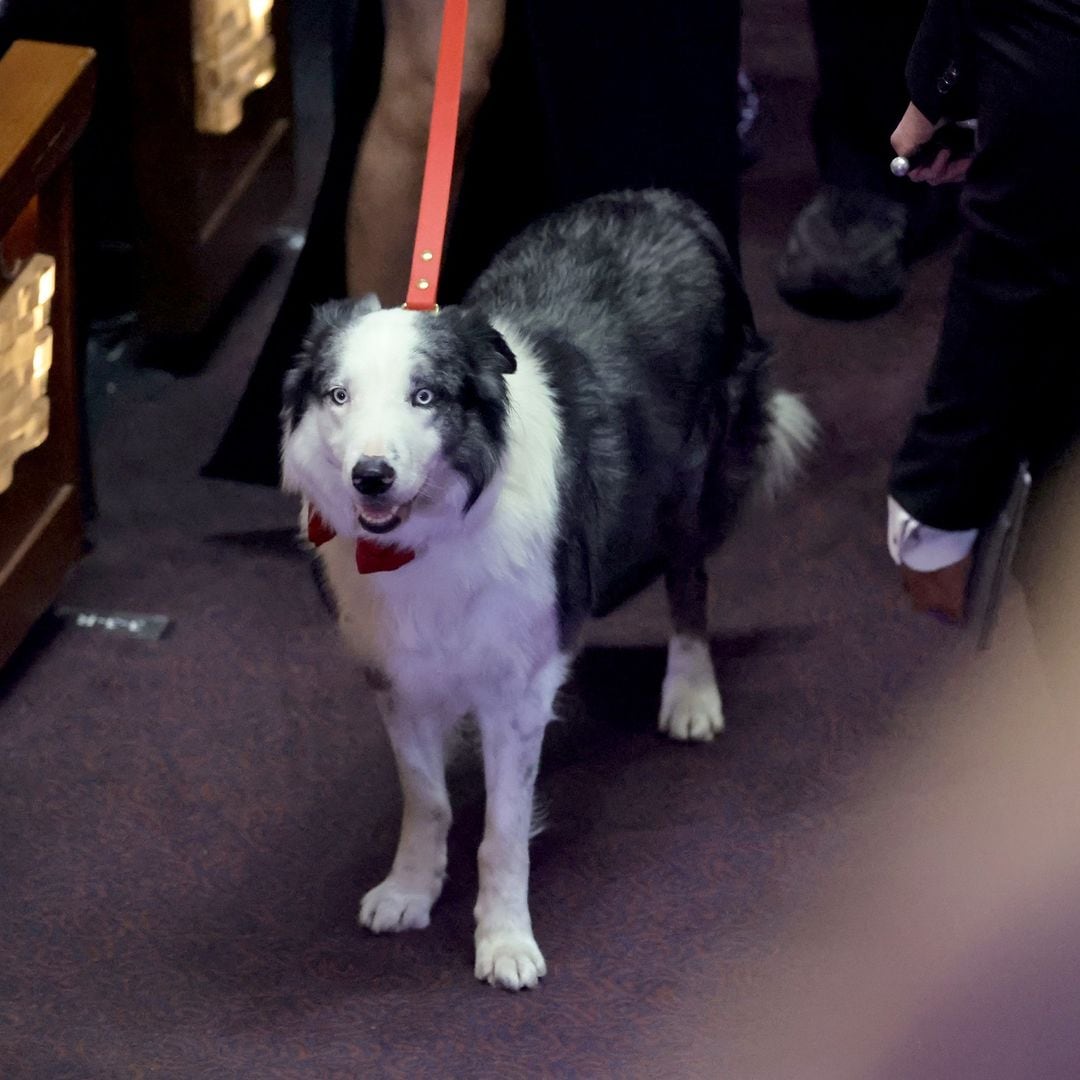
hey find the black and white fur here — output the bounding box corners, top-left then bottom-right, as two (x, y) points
(281, 190), (814, 990)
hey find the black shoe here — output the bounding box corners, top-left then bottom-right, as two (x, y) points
(777, 186), (908, 318)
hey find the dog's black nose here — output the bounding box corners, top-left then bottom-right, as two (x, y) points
(352, 457), (396, 496)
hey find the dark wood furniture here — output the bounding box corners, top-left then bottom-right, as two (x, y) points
(0, 40), (95, 668)
(126, 0), (295, 341)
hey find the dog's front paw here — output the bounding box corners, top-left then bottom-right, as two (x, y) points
(359, 878), (438, 933)
(474, 929), (547, 990)
(659, 638), (725, 742)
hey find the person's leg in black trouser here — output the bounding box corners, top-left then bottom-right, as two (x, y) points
(777, 0), (952, 318)
(521, 0), (743, 265)
(808, 0), (925, 197)
(889, 0), (1080, 617)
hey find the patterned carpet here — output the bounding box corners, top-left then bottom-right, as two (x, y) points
(0, 3), (978, 1076)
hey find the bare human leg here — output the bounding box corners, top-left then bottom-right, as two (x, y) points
(345, 0), (506, 303)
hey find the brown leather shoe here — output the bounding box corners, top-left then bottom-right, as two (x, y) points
(900, 554), (973, 625)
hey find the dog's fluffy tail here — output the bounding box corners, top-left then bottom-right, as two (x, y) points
(757, 390), (817, 502)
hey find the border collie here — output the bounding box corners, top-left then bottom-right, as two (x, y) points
(281, 189), (814, 990)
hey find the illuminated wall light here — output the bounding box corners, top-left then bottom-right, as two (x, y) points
(0, 254), (56, 494)
(32, 334), (53, 381)
(37, 261), (56, 307)
(249, 0), (273, 30)
(192, 0), (277, 135)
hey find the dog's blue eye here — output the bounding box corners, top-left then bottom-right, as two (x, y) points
(328, 386), (349, 406)
(412, 387), (435, 407)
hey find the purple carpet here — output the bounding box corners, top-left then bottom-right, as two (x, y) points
(0, 4), (964, 1076)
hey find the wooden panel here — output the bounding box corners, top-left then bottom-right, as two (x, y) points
(0, 40), (96, 241)
(0, 166), (84, 668)
(0, 164), (81, 569)
(0, 485), (80, 665)
(0, 46), (90, 669)
(125, 0), (294, 338)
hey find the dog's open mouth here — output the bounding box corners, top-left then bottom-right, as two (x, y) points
(357, 499), (413, 535)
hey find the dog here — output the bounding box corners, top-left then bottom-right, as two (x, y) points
(280, 189), (814, 990)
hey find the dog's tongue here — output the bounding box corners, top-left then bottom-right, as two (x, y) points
(306, 508), (415, 574)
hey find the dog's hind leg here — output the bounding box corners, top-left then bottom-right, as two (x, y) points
(659, 558), (725, 741)
(359, 695), (453, 934)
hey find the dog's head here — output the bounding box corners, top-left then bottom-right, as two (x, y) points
(281, 297), (517, 542)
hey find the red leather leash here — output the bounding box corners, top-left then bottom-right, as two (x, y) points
(307, 2), (470, 570)
(403, 0), (471, 312)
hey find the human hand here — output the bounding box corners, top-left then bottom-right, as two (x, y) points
(891, 102), (973, 185)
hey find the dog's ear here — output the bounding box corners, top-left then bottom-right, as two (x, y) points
(283, 299), (364, 432)
(454, 310), (516, 430)
(309, 294), (380, 334)
(282, 319), (329, 432)
(477, 320), (517, 376)
(451, 308), (517, 376)
(437, 309), (515, 514)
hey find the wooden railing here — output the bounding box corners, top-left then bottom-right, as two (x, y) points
(0, 41), (95, 668)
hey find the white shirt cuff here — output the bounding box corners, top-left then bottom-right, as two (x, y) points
(887, 496), (978, 571)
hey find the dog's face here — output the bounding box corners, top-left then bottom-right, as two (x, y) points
(281, 298), (517, 541)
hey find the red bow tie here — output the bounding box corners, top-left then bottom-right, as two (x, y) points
(306, 508), (416, 574)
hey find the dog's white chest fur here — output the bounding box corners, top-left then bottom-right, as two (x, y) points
(317, 332), (566, 712)
(320, 536), (560, 709)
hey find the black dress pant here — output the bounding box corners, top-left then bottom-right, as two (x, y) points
(890, 0), (1080, 530)
(808, 0), (928, 196)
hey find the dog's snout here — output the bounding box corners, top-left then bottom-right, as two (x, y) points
(352, 456), (396, 496)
